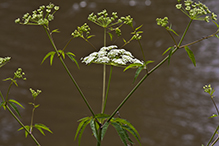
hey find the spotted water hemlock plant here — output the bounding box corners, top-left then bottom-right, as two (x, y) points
(5, 0), (218, 145)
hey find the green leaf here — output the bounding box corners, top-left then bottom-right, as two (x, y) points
(212, 20), (219, 28)
(123, 38), (126, 43)
(58, 50), (65, 59)
(162, 46), (173, 56)
(78, 119), (90, 146)
(50, 52), (56, 65)
(108, 32), (113, 41)
(18, 125), (30, 137)
(122, 125), (141, 145)
(90, 119), (99, 142)
(113, 118), (140, 138)
(9, 101), (21, 117)
(168, 28), (179, 36)
(66, 52), (80, 69)
(0, 101), (6, 110)
(101, 122), (109, 140)
(41, 51), (56, 65)
(9, 99), (24, 109)
(184, 46), (196, 67)
(133, 66), (144, 83)
(87, 35), (95, 39)
(215, 34), (219, 39)
(111, 122), (127, 146)
(209, 114), (218, 118)
(34, 123), (53, 136)
(123, 63), (142, 72)
(51, 29), (60, 33)
(145, 60), (154, 65)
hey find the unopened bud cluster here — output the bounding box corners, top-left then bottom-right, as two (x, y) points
(156, 17), (169, 27)
(15, 3), (59, 26)
(88, 9), (133, 28)
(72, 23), (91, 38)
(203, 84), (215, 96)
(176, 0), (217, 22)
(81, 45), (143, 66)
(14, 68), (26, 80)
(30, 88), (42, 99)
(0, 57), (11, 67)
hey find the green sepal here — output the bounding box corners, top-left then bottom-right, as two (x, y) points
(184, 46), (196, 67)
(66, 52), (80, 69)
(34, 123), (53, 136)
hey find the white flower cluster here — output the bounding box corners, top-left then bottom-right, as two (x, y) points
(81, 45), (143, 66)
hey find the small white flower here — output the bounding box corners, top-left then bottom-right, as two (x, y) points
(122, 55), (133, 63)
(133, 58), (144, 65)
(96, 56), (110, 63)
(112, 58), (126, 65)
(123, 51), (133, 57)
(98, 50), (107, 57)
(82, 56), (96, 64)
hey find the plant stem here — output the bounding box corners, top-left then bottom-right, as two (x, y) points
(207, 125), (219, 146)
(6, 105), (40, 146)
(101, 28), (107, 114)
(43, 26), (95, 117)
(107, 19), (193, 122)
(102, 66), (113, 114)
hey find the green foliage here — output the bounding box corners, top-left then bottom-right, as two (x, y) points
(184, 46), (196, 66)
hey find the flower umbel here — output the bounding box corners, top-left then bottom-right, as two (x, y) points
(81, 45), (143, 67)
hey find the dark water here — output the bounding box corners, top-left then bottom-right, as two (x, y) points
(1, 0), (219, 146)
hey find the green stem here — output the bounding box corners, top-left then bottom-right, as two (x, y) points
(101, 28), (107, 114)
(43, 26), (95, 117)
(102, 66), (113, 114)
(207, 125), (219, 146)
(6, 105), (40, 146)
(6, 78), (15, 101)
(107, 19), (193, 122)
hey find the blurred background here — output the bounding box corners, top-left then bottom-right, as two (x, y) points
(0, 0), (219, 146)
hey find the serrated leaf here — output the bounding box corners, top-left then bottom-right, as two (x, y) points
(58, 50), (65, 59)
(108, 32), (113, 41)
(9, 101), (21, 117)
(184, 46), (196, 67)
(41, 51), (55, 65)
(9, 99), (24, 109)
(66, 52), (80, 69)
(122, 125), (141, 145)
(111, 122), (127, 146)
(162, 46), (173, 56)
(113, 118), (140, 138)
(101, 122), (109, 140)
(90, 119), (99, 142)
(133, 66), (144, 83)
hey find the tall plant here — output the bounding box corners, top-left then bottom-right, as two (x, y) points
(1, 0), (218, 145)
